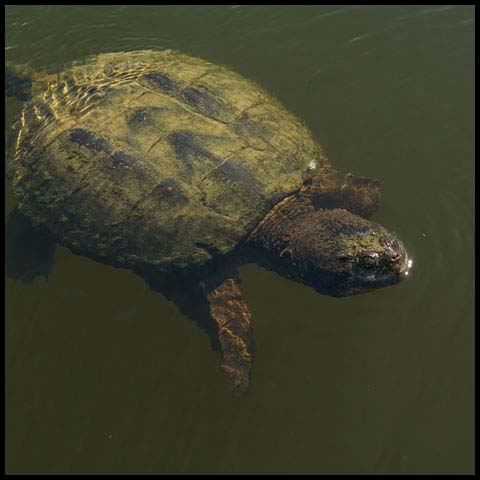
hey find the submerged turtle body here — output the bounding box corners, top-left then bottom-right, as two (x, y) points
(8, 49), (327, 271)
(6, 49), (410, 396)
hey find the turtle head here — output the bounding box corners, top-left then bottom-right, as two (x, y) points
(309, 209), (411, 296)
(293, 208), (411, 296)
(252, 204), (411, 297)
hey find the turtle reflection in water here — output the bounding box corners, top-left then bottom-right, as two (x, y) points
(5, 50), (412, 396)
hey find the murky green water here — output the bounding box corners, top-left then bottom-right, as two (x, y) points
(5, 5), (474, 475)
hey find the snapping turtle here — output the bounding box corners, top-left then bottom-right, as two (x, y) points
(5, 50), (411, 396)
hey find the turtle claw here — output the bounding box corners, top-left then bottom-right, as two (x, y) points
(221, 361), (251, 398)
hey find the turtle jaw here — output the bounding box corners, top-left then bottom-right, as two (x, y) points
(315, 235), (411, 297)
(352, 239), (412, 294)
(382, 238), (412, 278)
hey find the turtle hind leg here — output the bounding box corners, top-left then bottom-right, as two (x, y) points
(5, 66), (32, 102)
(5, 208), (56, 283)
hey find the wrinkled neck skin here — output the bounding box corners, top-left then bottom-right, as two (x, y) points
(247, 193), (407, 297)
(247, 194), (344, 295)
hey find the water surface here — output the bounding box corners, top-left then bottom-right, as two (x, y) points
(5, 5), (474, 475)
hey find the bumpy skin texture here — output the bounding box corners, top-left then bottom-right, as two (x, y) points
(8, 49), (326, 272)
(206, 277), (254, 397)
(250, 193), (405, 297)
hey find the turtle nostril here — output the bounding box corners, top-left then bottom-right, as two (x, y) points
(390, 253), (401, 263)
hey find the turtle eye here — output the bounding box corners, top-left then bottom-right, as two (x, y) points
(362, 256), (376, 269)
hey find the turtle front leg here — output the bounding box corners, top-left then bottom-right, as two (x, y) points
(144, 269), (255, 397)
(301, 165), (381, 218)
(205, 276), (254, 397)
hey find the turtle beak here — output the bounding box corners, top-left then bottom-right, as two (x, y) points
(385, 240), (412, 278)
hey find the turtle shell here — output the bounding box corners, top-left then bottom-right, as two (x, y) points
(8, 50), (328, 271)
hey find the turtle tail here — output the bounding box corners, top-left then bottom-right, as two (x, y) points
(5, 62), (33, 101)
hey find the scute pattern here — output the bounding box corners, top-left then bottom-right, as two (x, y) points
(8, 50), (328, 271)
